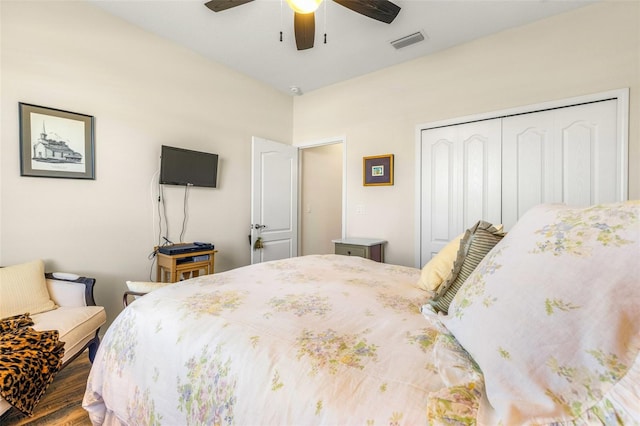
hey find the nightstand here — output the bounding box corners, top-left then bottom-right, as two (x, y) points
(332, 238), (386, 262)
(156, 247), (218, 283)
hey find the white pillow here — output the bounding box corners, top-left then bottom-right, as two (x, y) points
(0, 259), (56, 318)
(46, 279), (86, 307)
(442, 202), (640, 424)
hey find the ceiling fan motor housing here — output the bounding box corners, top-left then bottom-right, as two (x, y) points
(204, 0), (401, 51)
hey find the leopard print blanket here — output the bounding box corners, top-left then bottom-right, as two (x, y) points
(0, 313), (65, 416)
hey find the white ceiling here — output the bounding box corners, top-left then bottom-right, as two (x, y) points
(89, 0), (595, 96)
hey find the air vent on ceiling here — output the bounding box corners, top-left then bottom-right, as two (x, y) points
(390, 31), (425, 50)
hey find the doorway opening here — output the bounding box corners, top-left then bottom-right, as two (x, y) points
(297, 137), (346, 256)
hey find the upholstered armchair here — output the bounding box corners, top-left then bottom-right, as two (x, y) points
(0, 260), (106, 416)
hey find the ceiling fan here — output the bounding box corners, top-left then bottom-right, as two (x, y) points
(204, 0), (401, 51)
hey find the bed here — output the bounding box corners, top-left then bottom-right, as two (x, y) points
(83, 201), (640, 425)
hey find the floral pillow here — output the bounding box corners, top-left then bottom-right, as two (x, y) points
(441, 201), (640, 424)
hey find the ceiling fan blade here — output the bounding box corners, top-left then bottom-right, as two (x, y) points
(204, 0), (254, 13)
(294, 12), (315, 51)
(332, 0), (400, 24)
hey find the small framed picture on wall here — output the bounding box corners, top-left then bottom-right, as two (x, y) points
(363, 154), (394, 186)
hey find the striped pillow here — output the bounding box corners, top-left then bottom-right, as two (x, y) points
(429, 221), (505, 314)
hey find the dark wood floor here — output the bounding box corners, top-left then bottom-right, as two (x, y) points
(0, 353), (92, 425)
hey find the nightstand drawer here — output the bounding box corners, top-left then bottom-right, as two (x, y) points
(335, 244), (367, 258)
(332, 238), (386, 262)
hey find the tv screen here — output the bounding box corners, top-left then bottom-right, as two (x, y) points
(159, 145), (219, 188)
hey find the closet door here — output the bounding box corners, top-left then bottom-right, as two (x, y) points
(555, 100), (620, 205)
(420, 119), (501, 267)
(502, 100), (619, 229)
(501, 109), (557, 229)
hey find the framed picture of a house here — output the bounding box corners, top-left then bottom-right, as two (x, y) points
(19, 103), (95, 179)
(363, 154), (394, 186)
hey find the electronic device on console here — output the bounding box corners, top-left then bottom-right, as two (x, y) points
(158, 242), (215, 256)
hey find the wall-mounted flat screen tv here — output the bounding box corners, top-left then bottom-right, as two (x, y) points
(159, 145), (219, 188)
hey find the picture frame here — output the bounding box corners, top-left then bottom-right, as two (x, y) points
(19, 103), (95, 179)
(363, 154), (394, 186)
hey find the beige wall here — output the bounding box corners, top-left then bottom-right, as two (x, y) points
(2, 1), (638, 328)
(300, 143), (343, 255)
(0, 1), (292, 327)
(292, 1), (640, 267)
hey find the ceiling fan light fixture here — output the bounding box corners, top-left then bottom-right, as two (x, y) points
(286, 0), (323, 14)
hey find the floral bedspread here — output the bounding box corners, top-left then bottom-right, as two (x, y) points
(83, 255), (481, 425)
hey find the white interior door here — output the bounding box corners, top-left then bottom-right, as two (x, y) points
(501, 99), (619, 229)
(251, 137), (298, 264)
(419, 119), (501, 267)
(416, 90), (628, 269)
(501, 109), (557, 229)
